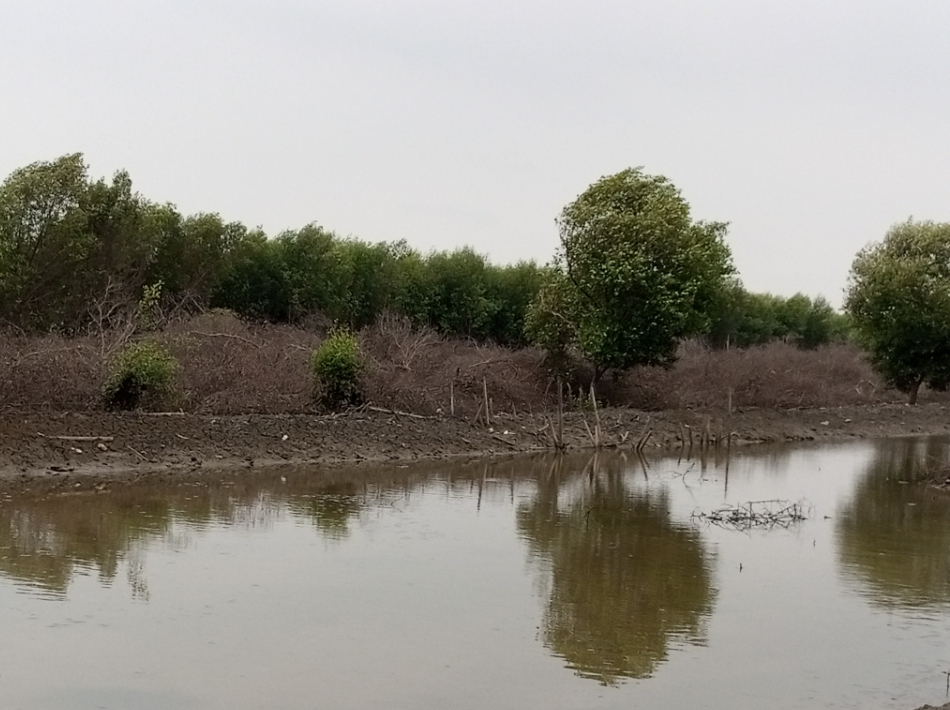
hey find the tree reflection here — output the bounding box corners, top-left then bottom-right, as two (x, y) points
(0, 459), (548, 596)
(837, 437), (950, 608)
(0, 492), (173, 597)
(0, 479), (280, 597)
(286, 482), (365, 540)
(517, 458), (715, 684)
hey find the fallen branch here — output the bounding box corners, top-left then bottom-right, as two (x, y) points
(366, 405), (432, 420)
(127, 445), (148, 462)
(464, 357), (510, 370)
(37, 433), (115, 442)
(490, 434), (521, 449)
(187, 331), (262, 350)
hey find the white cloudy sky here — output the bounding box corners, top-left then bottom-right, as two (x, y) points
(3, 1), (949, 306)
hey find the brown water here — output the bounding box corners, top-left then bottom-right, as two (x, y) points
(1, 438), (949, 709)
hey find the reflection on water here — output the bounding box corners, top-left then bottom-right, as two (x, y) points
(837, 437), (950, 608)
(0, 460), (539, 598)
(517, 457), (714, 684)
(0, 491), (173, 598)
(0, 456), (717, 687)
(287, 481), (365, 540)
(1, 444), (950, 709)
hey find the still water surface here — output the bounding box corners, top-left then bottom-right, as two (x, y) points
(1, 438), (949, 709)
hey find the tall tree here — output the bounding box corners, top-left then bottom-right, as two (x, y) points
(845, 220), (950, 404)
(0, 153), (92, 329)
(528, 168), (733, 377)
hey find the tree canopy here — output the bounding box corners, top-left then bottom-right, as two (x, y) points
(1, 154), (847, 359)
(0, 154), (544, 345)
(704, 280), (849, 350)
(527, 168), (734, 375)
(845, 220), (950, 404)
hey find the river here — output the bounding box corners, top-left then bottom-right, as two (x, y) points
(1, 438), (948, 709)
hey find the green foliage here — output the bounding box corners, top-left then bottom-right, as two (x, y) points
(529, 168), (734, 375)
(0, 153), (856, 361)
(332, 239), (400, 328)
(310, 329), (364, 409)
(420, 248), (495, 337)
(798, 296), (850, 349)
(277, 224), (341, 322)
(0, 153), (94, 329)
(845, 219), (950, 403)
(525, 270), (578, 373)
(102, 340), (178, 410)
(0, 154), (547, 344)
(483, 261), (547, 347)
(136, 281), (164, 332)
(705, 284), (848, 349)
(211, 229), (288, 320)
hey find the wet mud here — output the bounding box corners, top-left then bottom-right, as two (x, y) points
(2, 402), (949, 488)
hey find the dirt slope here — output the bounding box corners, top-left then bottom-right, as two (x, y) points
(2, 402), (948, 489)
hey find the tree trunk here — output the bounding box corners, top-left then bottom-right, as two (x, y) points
(908, 377), (923, 405)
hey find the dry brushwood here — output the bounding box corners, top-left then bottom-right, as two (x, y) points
(691, 499), (809, 531)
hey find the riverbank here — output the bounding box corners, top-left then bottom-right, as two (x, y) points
(2, 401), (949, 488)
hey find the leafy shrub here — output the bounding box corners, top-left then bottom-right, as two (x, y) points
(103, 340), (178, 410)
(310, 329), (364, 409)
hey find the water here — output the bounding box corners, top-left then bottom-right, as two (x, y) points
(1, 438), (949, 709)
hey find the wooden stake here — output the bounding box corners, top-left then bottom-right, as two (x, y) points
(583, 418), (596, 447)
(636, 450), (650, 481)
(590, 383), (602, 447)
(482, 377), (491, 427)
(473, 400), (484, 425)
(725, 432), (732, 492)
(557, 377), (564, 450)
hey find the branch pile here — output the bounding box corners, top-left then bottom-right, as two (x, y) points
(691, 499), (809, 531)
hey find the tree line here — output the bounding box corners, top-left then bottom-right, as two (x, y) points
(0, 154), (544, 345)
(0, 154), (845, 355)
(706, 282), (850, 350)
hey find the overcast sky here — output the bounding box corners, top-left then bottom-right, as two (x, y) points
(3, 1), (949, 306)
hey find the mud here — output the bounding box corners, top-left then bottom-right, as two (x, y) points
(1, 402), (949, 489)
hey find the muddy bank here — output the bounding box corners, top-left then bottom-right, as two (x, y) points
(1, 402), (949, 487)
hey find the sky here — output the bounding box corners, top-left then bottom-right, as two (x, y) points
(2, 1), (949, 307)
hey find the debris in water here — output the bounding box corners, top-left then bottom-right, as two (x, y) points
(691, 499), (810, 531)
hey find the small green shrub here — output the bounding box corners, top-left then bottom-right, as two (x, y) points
(103, 340), (178, 410)
(310, 329), (364, 409)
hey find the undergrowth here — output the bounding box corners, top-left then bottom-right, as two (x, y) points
(102, 340), (179, 410)
(310, 329), (364, 409)
(0, 313), (942, 415)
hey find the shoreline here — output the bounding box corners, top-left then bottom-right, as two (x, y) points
(2, 402), (949, 488)
(4, 404), (950, 710)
